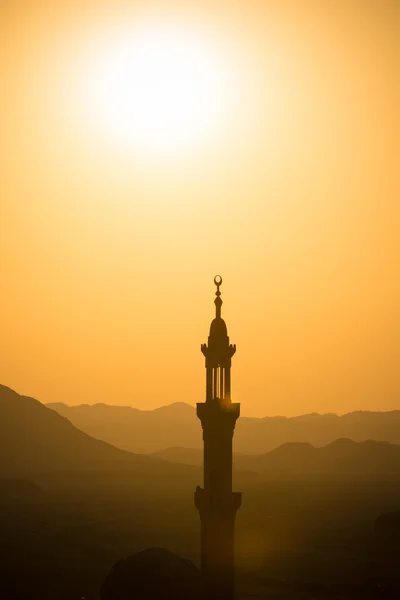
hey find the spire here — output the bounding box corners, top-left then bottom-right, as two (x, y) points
(214, 275), (223, 319)
(195, 275), (241, 600)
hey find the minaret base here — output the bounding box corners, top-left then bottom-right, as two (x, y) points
(195, 487), (241, 600)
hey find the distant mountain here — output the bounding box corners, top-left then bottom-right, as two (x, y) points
(47, 400), (400, 454)
(243, 438), (400, 478)
(237, 411), (400, 454)
(47, 401), (201, 453)
(0, 385), (197, 485)
(152, 440), (400, 480)
(2, 384), (400, 486)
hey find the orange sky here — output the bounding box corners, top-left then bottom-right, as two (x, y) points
(1, 0), (399, 416)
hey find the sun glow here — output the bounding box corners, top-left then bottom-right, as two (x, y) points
(81, 23), (238, 157)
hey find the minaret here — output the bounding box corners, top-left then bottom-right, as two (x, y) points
(195, 276), (241, 600)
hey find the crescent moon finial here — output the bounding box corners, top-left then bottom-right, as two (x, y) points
(213, 275), (223, 316)
(214, 275), (223, 287)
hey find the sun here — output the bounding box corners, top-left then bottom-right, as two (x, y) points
(82, 23), (237, 157)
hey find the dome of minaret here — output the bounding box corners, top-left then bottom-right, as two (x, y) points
(209, 317), (228, 337)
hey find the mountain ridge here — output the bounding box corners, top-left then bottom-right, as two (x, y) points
(152, 438), (400, 479)
(0, 384), (197, 483)
(46, 397), (400, 454)
(47, 400), (193, 414)
(47, 400), (400, 420)
(3, 384), (400, 485)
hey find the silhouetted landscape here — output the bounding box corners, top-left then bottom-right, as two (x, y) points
(2, 0), (398, 596)
(2, 384), (400, 599)
(47, 400), (400, 454)
(153, 439), (400, 480)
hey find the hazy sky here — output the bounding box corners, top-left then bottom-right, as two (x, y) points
(1, 0), (399, 416)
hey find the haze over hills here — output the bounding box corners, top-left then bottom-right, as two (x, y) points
(4, 382), (400, 600)
(47, 400), (400, 454)
(0, 384), (197, 485)
(154, 440), (400, 479)
(0, 384), (259, 490)
(248, 438), (400, 478)
(4, 383), (400, 486)
(47, 401), (202, 453)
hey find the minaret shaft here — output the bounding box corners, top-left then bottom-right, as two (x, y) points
(195, 276), (241, 600)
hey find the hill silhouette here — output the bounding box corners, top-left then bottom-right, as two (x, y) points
(152, 439), (400, 480)
(0, 385), (197, 484)
(4, 383), (400, 485)
(47, 401), (201, 453)
(101, 547), (203, 600)
(242, 438), (400, 478)
(3, 385), (400, 599)
(47, 400), (400, 454)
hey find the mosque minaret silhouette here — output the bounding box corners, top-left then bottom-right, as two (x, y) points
(195, 275), (242, 600)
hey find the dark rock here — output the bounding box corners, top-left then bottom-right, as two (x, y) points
(101, 547), (203, 600)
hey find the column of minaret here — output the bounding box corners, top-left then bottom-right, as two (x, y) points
(195, 275), (241, 600)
